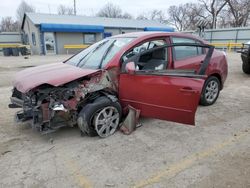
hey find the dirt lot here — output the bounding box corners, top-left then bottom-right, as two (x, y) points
(0, 53), (249, 188)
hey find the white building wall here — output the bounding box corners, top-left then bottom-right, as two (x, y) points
(55, 32), (84, 54)
(23, 17), (41, 55)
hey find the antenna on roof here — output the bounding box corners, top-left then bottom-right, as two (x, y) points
(74, 0), (76, 15)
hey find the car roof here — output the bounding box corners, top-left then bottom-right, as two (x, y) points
(112, 32), (207, 43)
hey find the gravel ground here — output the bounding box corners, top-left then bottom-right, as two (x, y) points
(0, 53), (249, 188)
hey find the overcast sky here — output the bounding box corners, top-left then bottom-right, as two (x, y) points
(0, 0), (197, 20)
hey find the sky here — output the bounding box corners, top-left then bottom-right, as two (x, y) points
(0, 0), (197, 20)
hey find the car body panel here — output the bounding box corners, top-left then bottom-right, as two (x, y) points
(173, 54), (205, 71)
(119, 73), (205, 125)
(205, 50), (228, 88)
(13, 63), (100, 93)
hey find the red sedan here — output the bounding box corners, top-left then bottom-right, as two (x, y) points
(9, 32), (228, 137)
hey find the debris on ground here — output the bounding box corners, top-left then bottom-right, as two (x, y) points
(120, 105), (141, 135)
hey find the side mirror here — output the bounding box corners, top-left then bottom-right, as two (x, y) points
(125, 62), (136, 74)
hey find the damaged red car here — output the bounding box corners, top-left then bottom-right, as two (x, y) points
(9, 32), (228, 137)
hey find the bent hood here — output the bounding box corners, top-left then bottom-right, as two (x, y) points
(13, 63), (100, 93)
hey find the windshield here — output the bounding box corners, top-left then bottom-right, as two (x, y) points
(65, 37), (134, 69)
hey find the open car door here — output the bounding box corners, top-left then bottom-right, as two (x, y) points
(119, 43), (214, 125)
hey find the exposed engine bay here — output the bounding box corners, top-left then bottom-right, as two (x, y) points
(9, 70), (117, 134)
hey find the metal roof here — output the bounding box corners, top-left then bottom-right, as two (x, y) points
(23, 13), (173, 30)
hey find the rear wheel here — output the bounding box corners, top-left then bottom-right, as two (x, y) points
(242, 61), (250, 74)
(200, 76), (220, 106)
(77, 96), (121, 138)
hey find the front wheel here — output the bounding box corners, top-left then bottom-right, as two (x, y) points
(77, 96), (122, 138)
(200, 76), (221, 106)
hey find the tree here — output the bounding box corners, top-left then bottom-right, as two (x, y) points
(122, 12), (133, 19)
(0, 17), (19, 32)
(97, 3), (133, 19)
(57, 5), (74, 15)
(136, 13), (149, 20)
(136, 10), (167, 24)
(16, 1), (35, 23)
(97, 3), (122, 18)
(227, 0), (250, 27)
(149, 10), (167, 23)
(216, 9), (232, 28)
(199, 0), (228, 29)
(168, 4), (188, 31)
(185, 3), (207, 30)
(168, 3), (207, 31)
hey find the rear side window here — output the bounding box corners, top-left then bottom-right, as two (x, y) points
(172, 37), (203, 60)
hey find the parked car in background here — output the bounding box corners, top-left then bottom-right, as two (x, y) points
(239, 41), (250, 74)
(9, 32), (227, 138)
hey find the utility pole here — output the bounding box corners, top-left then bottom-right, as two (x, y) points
(74, 0), (76, 15)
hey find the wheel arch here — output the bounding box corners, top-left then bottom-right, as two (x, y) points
(209, 73), (222, 90)
(76, 90), (118, 113)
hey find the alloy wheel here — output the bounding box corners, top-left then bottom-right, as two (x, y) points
(205, 80), (219, 103)
(94, 106), (120, 138)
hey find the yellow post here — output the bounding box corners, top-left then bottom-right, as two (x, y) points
(228, 41), (232, 52)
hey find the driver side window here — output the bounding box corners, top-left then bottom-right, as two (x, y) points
(122, 39), (167, 71)
(123, 39), (166, 61)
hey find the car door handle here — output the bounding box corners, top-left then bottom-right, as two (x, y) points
(180, 87), (197, 93)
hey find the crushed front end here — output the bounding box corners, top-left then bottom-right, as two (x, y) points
(9, 70), (117, 134)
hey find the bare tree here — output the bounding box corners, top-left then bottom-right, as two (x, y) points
(97, 3), (133, 19)
(0, 17), (19, 32)
(16, 1), (35, 23)
(57, 5), (74, 15)
(122, 12), (133, 19)
(136, 10), (167, 24)
(168, 4), (188, 31)
(227, 0), (250, 27)
(199, 0), (228, 29)
(136, 13), (149, 20)
(168, 3), (207, 31)
(186, 3), (207, 30)
(149, 10), (167, 23)
(96, 3), (133, 19)
(97, 3), (122, 18)
(216, 8), (232, 28)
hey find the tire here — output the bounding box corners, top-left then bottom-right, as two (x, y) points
(200, 76), (221, 106)
(242, 61), (250, 74)
(77, 96), (122, 137)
